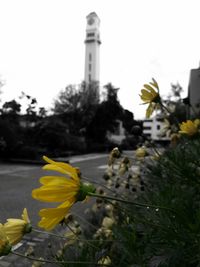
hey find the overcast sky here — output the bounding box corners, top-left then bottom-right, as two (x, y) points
(0, 0), (199, 119)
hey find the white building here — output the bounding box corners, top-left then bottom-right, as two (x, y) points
(84, 12), (101, 85)
(143, 116), (170, 141)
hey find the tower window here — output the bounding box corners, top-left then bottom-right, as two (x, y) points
(89, 74), (91, 82)
(89, 53), (92, 61)
(89, 64), (92, 71)
(87, 33), (95, 37)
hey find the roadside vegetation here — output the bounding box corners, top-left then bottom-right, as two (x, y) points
(0, 82), (141, 160)
(1, 79), (200, 266)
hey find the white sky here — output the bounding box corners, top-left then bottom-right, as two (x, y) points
(0, 0), (199, 119)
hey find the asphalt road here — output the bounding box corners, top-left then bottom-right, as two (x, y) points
(0, 153), (111, 266)
(0, 151), (139, 266)
(0, 153), (109, 226)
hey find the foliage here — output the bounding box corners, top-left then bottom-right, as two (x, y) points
(85, 83), (123, 144)
(0, 118), (22, 158)
(45, 136), (200, 267)
(34, 115), (86, 155)
(1, 99), (21, 114)
(136, 137), (200, 266)
(163, 83), (187, 125)
(0, 94), (48, 159)
(0, 81), (137, 158)
(53, 81), (99, 115)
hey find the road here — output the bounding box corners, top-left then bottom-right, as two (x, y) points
(0, 153), (109, 226)
(0, 153), (111, 266)
(0, 151), (138, 266)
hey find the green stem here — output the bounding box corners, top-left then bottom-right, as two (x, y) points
(82, 175), (119, 196)
(145, 139), (161, 157)
(73, 212), (99, 230)
(88, 192), (175, 213)
(11, 251), (109, 265)
(32, 227), (114, 243)
(33, 228), (67, 239)
(160, 102), (180, 125)
(65, 222), (99, 250)
(160, 102), (172, 115)
(82, 175), (131, 203)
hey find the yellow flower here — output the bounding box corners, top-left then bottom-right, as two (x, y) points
(140, 78), (160, 118)
(179, 119), (200, 136)
(0, 224), (12, 256)
(4, 208), (32, 245)
(32, 156), (95, 230)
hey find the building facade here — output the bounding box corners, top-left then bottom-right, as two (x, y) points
(143, 115), (170, 141)
(188, 66), (200, 117)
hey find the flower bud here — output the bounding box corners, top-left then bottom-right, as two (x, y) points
(102, 217), (115, 229)
(135, 146), (147, 158)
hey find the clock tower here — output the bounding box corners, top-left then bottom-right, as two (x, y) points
(84, 12), (101, 86)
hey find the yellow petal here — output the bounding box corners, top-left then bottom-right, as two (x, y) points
(5, 219), (25, 225)
(38, 216), (63, 231)
(179, 120), (198, 136)
(38, 202), (72, 230)
(143, 84), (157, 95)
(43, 164), (79, 181)
(43, 155), (56, 164)
(39, 205), (71, 218)
(32, 186), (78, 202)
(0, 224), (8, 242)
(39, 176), (77, 187)
(146, 103), (154, 118)
(150, 78), (159, 90)
(43, 156), (79, 181)
(5, 234), (22, 245)
(4, 221), (24, 245)
(21, 208), (30, 223)
(141, 89), (153, 99)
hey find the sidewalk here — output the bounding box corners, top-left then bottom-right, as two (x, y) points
(0, 152), (108, 166)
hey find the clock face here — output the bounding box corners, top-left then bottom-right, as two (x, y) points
(88, 17), (95, 25)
